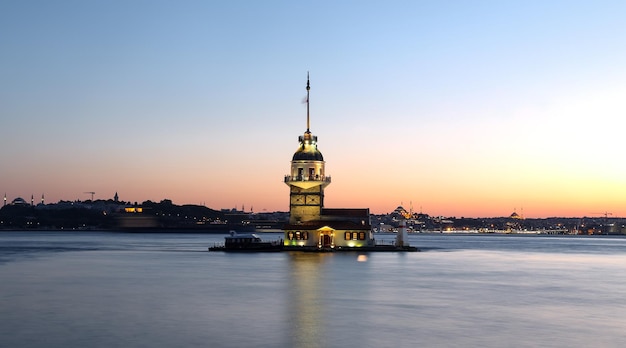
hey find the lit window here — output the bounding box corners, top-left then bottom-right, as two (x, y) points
(344, 231), (351, 240)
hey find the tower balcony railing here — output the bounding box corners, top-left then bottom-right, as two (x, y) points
(284, 175), (331, 184)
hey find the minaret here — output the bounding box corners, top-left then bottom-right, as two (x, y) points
(41, 194), (45, 205)
(3, 193), (6, 207)
(284, 73), (331, 224)
(31, 194), (34, 206)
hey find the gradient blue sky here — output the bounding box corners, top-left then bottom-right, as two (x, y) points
(1, 1), (625, 217)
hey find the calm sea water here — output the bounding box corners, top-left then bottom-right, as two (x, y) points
(1, 232), (626, 348)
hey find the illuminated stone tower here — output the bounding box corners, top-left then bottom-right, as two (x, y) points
(283, 74), (373, 250)
(284, 74), (331, 225)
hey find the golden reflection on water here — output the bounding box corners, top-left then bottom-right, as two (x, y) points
(288, 252), (331, 348)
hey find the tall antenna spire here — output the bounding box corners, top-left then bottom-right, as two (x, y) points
(306, 71), (310, 133)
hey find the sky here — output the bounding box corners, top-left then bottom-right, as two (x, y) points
(1, 1), (626, 218)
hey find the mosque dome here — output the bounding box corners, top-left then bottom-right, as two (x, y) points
(292, 143), (324, 161)
(11, 197), (28, 205)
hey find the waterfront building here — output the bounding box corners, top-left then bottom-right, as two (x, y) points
(283, 75), (373, 249)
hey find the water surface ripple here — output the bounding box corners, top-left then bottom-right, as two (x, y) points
(1, 232), (625, 347)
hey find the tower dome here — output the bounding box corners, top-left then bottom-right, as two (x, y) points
(292, 133), (324, 161)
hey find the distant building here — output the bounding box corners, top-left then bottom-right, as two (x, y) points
(11, 197), (29, 206)
(283, 75), (373, 249)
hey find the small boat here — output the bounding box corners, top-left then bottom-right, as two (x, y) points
(208, 231), (283, 252)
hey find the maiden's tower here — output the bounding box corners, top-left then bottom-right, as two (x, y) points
(283, 75), (374, 250)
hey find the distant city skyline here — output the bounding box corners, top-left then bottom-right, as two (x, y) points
(2, 1), (626, 218)
(1, 190), (621, 220)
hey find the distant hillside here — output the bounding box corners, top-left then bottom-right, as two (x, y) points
(0, 199), (231, 231)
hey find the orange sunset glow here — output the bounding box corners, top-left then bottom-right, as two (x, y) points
(2, 2), (626, 218)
